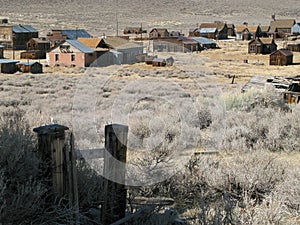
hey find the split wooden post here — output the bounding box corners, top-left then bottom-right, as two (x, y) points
(101, 124), (128, 225)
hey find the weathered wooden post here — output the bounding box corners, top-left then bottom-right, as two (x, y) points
(101, 124), (128, 225)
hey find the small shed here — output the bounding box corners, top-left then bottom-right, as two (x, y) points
(0, 59), (19, 74)
(270, 49), (293, 66)
(152, 58), (166, 67)
(0, 45), (4, 58)
(17, 62), (43, 73)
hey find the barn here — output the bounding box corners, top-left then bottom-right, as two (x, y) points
(270, 49), (293, 66)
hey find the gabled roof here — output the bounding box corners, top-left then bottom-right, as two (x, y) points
(260, 38), (275, 45)
(77, 37), (103, 48)
(150, 28), (169, 33)
(269, 19), (296, 33)
(260, 25), (270, 33)
(236, 25), (259, 33)
(64, 40), (94, 53)
(199, 23), (226, 31)
(13, 25), (37, 33)
(102, 37), (142, 49)
(60, 29), (92, 40)
(271, 49), (293, 56)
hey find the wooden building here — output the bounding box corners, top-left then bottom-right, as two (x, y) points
(0, 25), (38, 49)
(291, 23), (300, 35)
(248, 38), (277, 54)
(287, 43), (300, 52)
(21, 37), (51, 59)
(17, 62), (43, 73)
(198, 22), (228, 39)
(260, 26), (270, 37)
(269, 19), (295, 38)
(270, 49), (293, 66)
(0, 59), (19, 73)
(123, 27), (146, 35)
(46, 29), (92, 47)
(47, 40), (96, 67)
(236, 25), (261, 40)
(149, 28), (169, 39)
(227, 24), (236, 37)
(192, 28), (218, 39)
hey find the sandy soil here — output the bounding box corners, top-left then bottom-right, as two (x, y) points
(1, 0), (300, 36)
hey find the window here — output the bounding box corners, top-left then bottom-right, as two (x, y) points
(55, 54), (59, 61)
(71, 54), (75, 61)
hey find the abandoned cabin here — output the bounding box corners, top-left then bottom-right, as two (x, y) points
(0, 59), (19, 73)
(291, 23), (300, 35)
(197, 22), (228, 39)
(149, 28), (170, 39)
(152, 58), (166, 67)
(269, 49), (293, 66)
(269, 19), (295, 38)
(287, 42), (300, 52)
(47, 39), (96, 67)
(17, 61), (43, 73)
(248, 38), (277, 54)
(46, 29), (92, 48)
(0, 24), (38, 49)
(235, 25), (261, 40)
(21, 37), (51, 59)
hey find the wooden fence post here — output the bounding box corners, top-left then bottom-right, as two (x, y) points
(33, 124), (79, 212)
(101, 124), (128, 225)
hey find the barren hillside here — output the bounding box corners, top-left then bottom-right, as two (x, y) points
(1, 0), (299, 36)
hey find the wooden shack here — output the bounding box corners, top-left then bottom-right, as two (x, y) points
(23, 37), (51, 59)
(248, 38), (277, 54)
(0, 59), (19, 73)
(270, 49), (293, 66)
(17, 62), (43, 73)
(149, 28), (169, 39)
(287, 43), (300, 52)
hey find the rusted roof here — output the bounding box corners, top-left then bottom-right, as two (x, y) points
(271, 49), (293, 56)
(260, 25), (270, 33)
(236, 25), (258, 33)
(269, 19), (295, 33)
(77, 37), (102, 48)
(260, 38), (275, 45)
(235, 25), (248, 33)
(103, 37), (142, 49)
(200, 22), (226, 31)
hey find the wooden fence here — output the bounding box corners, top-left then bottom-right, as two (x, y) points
(33, 123), (128, 225)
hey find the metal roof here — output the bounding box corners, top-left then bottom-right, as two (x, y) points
(66, 40), (94, 53)
(190, 37), (216, 45)
(61, 29), (92, 40)
(13, 25), (37, 33)
(0, 59), (19, 64)
(198, 28), (217, 33)
(17, 62), (41, 66)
